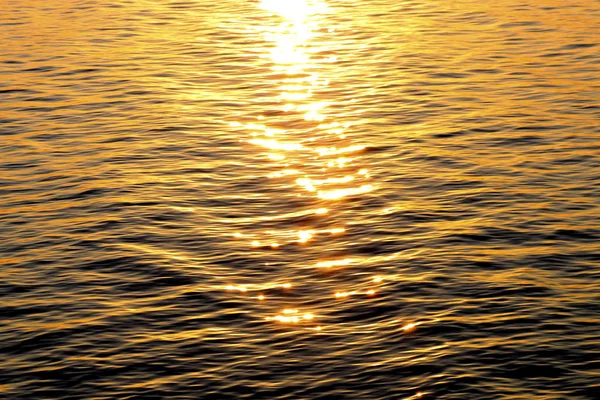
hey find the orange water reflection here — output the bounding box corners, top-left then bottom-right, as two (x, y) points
(235, 0), (374, 206)
(219, 0), (411, 340)
(222, 0), (383, 331)
(234, 3), (362, 227)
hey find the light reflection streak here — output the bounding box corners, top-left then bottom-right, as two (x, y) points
(266, 308), (317, 324)
(318, 184), (373, 200)
(334, 289), (377, 298)
(401, 322), (422, 332)
(225, 0), (394, 342)
(226, 285), (248, 292)
(316, 258), (353, 268)
(226, 208), (337, 224)
(231, 226), (349, 249)
(404, 392), (425, 400)
(223, 282), (293, 294)
(317, 145), (366, 156)
(297, 230), (314, 243)
(268, 169), (300, 178)
(248, 138), (304, 151)
(268, 153), (286, 161)
(242, 0), (374, 206)
(335, 291), (357, 298)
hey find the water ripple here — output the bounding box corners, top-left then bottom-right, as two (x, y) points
(1, 0), (599, 399)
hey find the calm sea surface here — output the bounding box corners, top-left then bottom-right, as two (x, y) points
(1, 0), (599, 398)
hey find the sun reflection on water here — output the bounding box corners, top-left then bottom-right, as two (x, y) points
(316, 258), (353, 268)
(266, 308), (317, 325)
(243, 0), (373, 203)
(226, 0), (389, 340)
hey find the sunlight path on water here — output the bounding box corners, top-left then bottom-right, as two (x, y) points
(222, 2), (363, 321)
(220, 3), (424, 370)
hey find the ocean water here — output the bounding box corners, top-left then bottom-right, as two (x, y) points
(1, 0), (599, 398)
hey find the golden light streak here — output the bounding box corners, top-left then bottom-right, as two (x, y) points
(315, 176), (355, 185)
(296, 177), (317, 192)
(316, 145), (365, 156)
(266, 315), (301, 323)
(404, 392), (425, 400)
(268, 169), (300, 178)
(297, 230), (314, 243)
(249, 138), (304, 151)
(281, 90), (311, 102)
(334, 289), (376, 298)
(401, 322), (422, 332)
(297, 101), (329, 121)
(316, 258), (353, 268)
(318, 184), (373, 200)
(268, 153), (286, 161)
(226, 285), (248, 293)
(296, 176), (359, 193)
(259, 0), (328, 22)
(304, 109), (325, 121)
(266, 309), (316, 324)
(239, 1), (377, 332)
(334, 291), (357, 298)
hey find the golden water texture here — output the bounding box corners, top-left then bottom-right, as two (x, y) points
(1, 0), (599, 398)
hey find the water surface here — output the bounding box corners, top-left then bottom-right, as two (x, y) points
(1, 0), (599, 398)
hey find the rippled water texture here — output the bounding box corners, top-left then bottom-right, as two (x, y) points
(1, 0), (599, 398)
